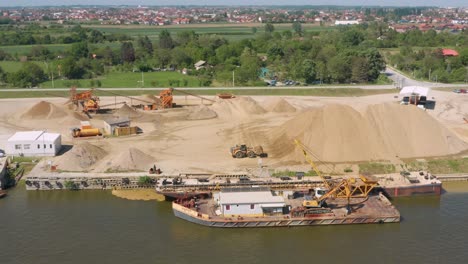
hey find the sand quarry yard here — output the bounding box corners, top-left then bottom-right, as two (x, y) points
(0, 91), (467, 175)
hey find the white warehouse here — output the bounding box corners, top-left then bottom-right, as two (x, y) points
(215, 187), (286, 217)
(6, 131), (62, 157)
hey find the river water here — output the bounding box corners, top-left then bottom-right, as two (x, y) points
(1, 183), (468, 264)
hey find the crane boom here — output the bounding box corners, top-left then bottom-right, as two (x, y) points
(293, 139), (332, 190)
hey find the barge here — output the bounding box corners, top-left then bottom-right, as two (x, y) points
(172, 187), (400, 228)
(377, 171), (442, 197)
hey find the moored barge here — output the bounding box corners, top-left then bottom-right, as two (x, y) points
(172, 187), (400, 228)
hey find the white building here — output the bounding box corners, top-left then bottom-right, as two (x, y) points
(335, 20), (360, 25)
(6, 131), (62, 157)
(215, 187), (286, 217)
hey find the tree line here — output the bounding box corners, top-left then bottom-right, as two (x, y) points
(0, 21), (467, 88)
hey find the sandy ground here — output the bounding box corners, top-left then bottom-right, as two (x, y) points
(111, 189), (165, 201)
(0, 91), (467, 175)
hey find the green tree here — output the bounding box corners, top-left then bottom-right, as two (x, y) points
(6, 63), (47, 87)
(137, 35), (153, 55)
(460, 48), (468, 66)
(264, 23), (275, 34)
(351, 57), (369, 83)
(159, 29), (174, 49)
(61, 57), (85, 79)
(154, 48), (172, 68)
(328, 55), (351, 83)
(299, 59), (316, 84)
(120, 42), (135, 63)
(251, 27), (257, 34)
(292, 21), (303, 36)
(0, 66), (5, 83)
(70, 42), (89, 59)
(89, 30), (105, 43)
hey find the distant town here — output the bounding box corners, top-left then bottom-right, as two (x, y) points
(0, 6), (467, 31)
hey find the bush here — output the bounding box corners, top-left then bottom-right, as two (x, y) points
(64, 180), (77, 190)
(138, 176), (153, 185)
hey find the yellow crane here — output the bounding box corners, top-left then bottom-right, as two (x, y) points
(293, 139), (378, 208)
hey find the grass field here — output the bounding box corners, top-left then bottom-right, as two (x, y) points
(40, 71), (201, 88)
(0, 44), (72, 56)
(85, 23), (333, 42)
(0, 88), (395, 99)
(358, 162), (396, 174)
(405, 158), (468, 174)
(0, 61), (47, 73)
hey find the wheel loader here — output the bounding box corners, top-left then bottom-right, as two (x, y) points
(230, 144), (267, 158)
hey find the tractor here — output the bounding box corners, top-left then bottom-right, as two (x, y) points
(230, 144), (266, 158)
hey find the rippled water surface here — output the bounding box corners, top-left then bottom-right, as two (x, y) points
(1, 185), (468, 264)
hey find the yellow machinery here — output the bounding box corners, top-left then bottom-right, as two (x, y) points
(71, 121), (102, 138)
(230, 144), (266, 158)
(293, 139), (378, 208)
(69, 87), (100, 114)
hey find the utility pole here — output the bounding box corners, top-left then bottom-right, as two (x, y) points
(428, 68), (431, 81)
(232, 71), (235, 87)
(141, 71), (144, 87)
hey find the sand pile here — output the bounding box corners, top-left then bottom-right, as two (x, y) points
(366, 103), (468, 158)
(114, 104), (141, 118)
(54, 142), (107, 171)
(20, 101), (68, 119)
(210, 97), (266, 119)
(187, 105), (217, 120)
(268, 103), (468, 162)
(106, 148), (156, 172)
(263, 98), (296, 113)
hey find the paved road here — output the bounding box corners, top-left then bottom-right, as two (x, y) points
(384, 66), (467, 88)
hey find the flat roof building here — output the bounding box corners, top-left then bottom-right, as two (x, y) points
(103, 116), (131, 135)
(215, 187), (286, 217)
(6, 131), (62, 157)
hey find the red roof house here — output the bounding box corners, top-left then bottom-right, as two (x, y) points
(442, 49), (459, 57)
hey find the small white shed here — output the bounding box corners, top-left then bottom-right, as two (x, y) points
(6, 131), (62, 157)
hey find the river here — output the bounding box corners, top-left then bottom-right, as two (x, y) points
(1, 183), (468, 264)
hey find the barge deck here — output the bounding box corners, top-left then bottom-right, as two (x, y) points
(173, 193), (400, 228)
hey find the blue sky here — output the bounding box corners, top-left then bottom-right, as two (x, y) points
(1, 1), (466, 7)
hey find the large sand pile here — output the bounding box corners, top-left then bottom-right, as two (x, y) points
(268, 103), (468, 162)
(366, 103), (468, 158)
(105, 148), (156, 172)
(114, 104), (141, 118)
(263, 98), (296, 113)
(187, 105), (217, 120)
(210, 97), (266, 119)
(20, 101), (68, 119)
(54, 142), (107, 171)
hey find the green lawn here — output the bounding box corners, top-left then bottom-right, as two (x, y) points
(0, 60), (46, 73)
(0, 88), (395, 99)
(86, 23), (333, 42)
(40, 71), (201, 88)
(0, 44), (72, 56)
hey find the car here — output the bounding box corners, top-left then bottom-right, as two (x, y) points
(0, 149), (4, 157)
(453, 89), (461, 93)
(460, 89), (467, 94)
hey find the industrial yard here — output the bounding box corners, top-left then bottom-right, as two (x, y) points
(0, 89), (467, 178)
